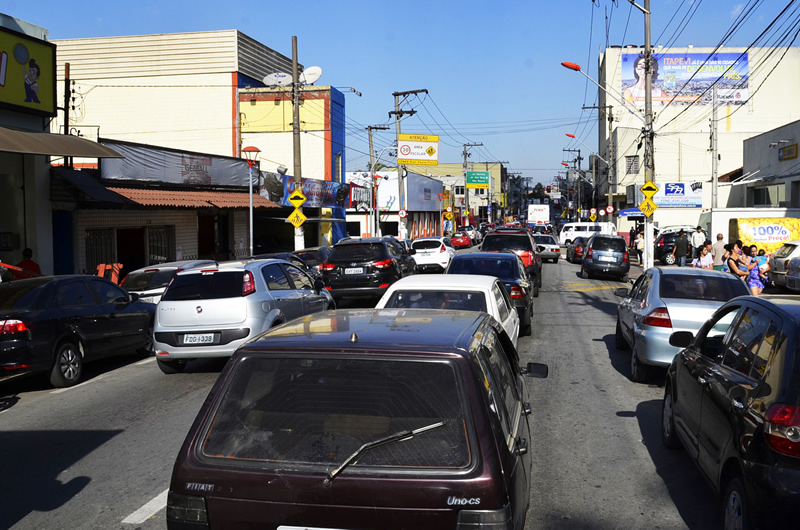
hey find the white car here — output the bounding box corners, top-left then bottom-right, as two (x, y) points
(411, 237), (457, 273)
(120, 259), (216, 304)
(375, 274), (520, 347)
(459, 225), (481, 245)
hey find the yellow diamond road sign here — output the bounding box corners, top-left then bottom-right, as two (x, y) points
(426, 146), (436, 157)
(287, 189), (307, 209)
(288, 208), (307, 228)
(589, 213), (597, 222)
(640, 181), (659, 199)
(638, 198), (658, 217)
(445, 212), (453, 220)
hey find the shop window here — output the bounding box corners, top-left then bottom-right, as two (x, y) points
(626, 156), (640, 174)
(85, 229), (114, 274)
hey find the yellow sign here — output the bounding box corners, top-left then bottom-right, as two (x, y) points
(589, 213), (597, 222)
(638, 198), (658, 217)
(0, 28), (57, 116)
(561, 210), (567, 218)
(398, 134), (439, 142)
(288, 208), (307, 228)
(287, 189), (307, 208)
(445, 212), (453, 220)
(640, 181), (659, 199)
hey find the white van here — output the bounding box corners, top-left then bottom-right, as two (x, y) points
(558, 222), (616, 246)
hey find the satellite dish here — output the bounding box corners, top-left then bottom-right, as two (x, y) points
(299, 66), (322, 85)
(263, 72), (292, 87)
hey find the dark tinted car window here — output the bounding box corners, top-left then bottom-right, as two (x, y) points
(412, 240), (443, 250)
(262, 264), (291, 291)
(533, 235), (557, 245)
(658, 275), (749, 302)
(163, 271), (245, 301)
(284, 265), (313, 290)
(774, 243), (798, 259)
(482, 234), (532, 252)
(122, 269), (175, 291)
(0, 279), (49, 309)
(384, 290), (487, 311)
(56, 281), (95, 307)
(87, 278), (128, 304)
(591, 237), (626, 252)
(201, 357), (471, 469)
(330, 243), (385, 261)
(722, 308), (778, 377)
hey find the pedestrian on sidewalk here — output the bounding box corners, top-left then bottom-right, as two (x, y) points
(671, 230), (691, 267)
(711, 233), (726, 271)
(691, 226), (706, 257)
(692, 245), (713, 269)
(635, 231), (645, 264)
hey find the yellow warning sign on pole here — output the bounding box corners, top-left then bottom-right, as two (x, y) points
(638, 198), (658, 217)
(639, 181), (659, 199)
(287, 189), (307, 209)
(288, 208), (307, 228)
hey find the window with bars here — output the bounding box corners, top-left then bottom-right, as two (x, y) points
(148, 226), (176, 264)
(625, 156), (640, 174)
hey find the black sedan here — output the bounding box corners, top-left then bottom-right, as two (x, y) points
(0, 275), (154, 387)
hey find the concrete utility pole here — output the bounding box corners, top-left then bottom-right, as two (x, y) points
(390, 89), (427, 239)
(291, 36), (304, 251)
(367, 124), (390, 236)
(584, 104), (615, 216)
(711, 85), (719, 209)
(462, 143), (483, 225)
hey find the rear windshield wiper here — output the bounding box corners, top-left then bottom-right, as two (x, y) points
(323, 421), (445, 487)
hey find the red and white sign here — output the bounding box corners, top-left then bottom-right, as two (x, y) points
(599, 209), (607, 216)
(398, 209), (408, 218)
(446, 206), (452, 213)
(606, 205), (615, 213)
(590, 208), (597, 215)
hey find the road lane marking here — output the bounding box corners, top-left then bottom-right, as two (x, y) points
(566, 285), (622, 292)
(122, 488), (169, 524)
(135, 357), (156, 366)
(50, 372), (109, 394)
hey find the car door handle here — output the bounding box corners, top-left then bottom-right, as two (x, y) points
(731, 399), (745, 409)
(697, 376), (708, 385)
(516, 437), (529, 456)
(523, 402), (532, 416)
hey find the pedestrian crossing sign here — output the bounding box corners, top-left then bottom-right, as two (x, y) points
(288, 208), (307, 228)
(638, 198), (658, 217)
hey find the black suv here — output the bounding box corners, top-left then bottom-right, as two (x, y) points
(664, 295), (800, 528)
(321, 237), (416, 302)
(480, 228), (543, 291)
(580, 234), (630, 280)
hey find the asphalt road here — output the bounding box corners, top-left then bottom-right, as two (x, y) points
(1, 250), (733, 529)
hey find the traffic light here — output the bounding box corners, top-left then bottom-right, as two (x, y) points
(546, 186), (551, 193)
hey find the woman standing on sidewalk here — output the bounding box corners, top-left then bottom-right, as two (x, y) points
(635, 231), (645, 264)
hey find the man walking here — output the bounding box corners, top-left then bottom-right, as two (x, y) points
(711, 233), (726, 271)
(671, 230), (691, 267)
(691, 226), (706, 258)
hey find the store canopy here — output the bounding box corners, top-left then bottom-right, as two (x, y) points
(52, 168), (129, 204)
(0, 127), (123, 158)
(107, 187), (280, 209)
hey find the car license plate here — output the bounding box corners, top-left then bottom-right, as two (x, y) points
(344, 267), (363, 275)
(599, 255), (614, 262)
(184, 333), (214, 344)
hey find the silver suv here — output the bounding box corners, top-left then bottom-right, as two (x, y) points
(153, 259), (334, 374)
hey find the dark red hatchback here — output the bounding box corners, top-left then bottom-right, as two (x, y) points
(167, 309), (547, 530)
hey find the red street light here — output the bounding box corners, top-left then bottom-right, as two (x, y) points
(565, 133), (576, 138)
(561, 62), (581, 71)
(561, 162), (569, 167)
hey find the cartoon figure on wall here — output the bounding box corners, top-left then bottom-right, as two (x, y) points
(24, 58), (41, 104)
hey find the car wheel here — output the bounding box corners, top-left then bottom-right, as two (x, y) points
(661, 386), (681, 450)
(157, 358), (187, 374)
(536, 270), (543, 288)
(615, 319), (629, 350)
(532, 281), (539, 298)
(663, 253), (676, 266)
(723, 476), (752, 530)
(50, 341), (83, 388)
(137, 323), (155, 356)
(630, 347), (650, 383)
(580, 266), (589, 279)
(521, 305), (533, 336)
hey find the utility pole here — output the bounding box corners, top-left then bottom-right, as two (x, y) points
(583, 104), (615, 216)
(642, 0), (656, 268)
(291, 36), (304, 251)
(390, 89), (427, 239)
(462, 143), (483, 226)
(64, 62), (72, 168)
(711, 85), (719, 209)
(367, 124), (390, 236)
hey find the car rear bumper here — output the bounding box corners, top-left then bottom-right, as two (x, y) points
(153, 327), (253, 358)
(539, 251), (560, 260)
(416, 262), (447, 273)
(584, 259), (630, 276)
(770, 270), (787, 286)
(744, 459), (800, 524)
(633, 325), (680, 367)
(326, 286), (389, 300)
(0, 342), (47, 381)
(786, 274), (800, 292)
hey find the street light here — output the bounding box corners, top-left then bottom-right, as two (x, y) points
(242, 146), (261, 257)
(369, 145), (396, 236)
(560, 62), (646, 124)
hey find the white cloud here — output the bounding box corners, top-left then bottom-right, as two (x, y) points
(731, 3), (744, 18)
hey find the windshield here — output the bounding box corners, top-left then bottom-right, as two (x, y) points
(330, 244), (385, 261)
(412, 240), (443, 250)
(773, 243), (798, 259)
(121, 269), (175, 291)
(383, 290), (487, 311)
(200, 356), (471, 470)
(591, 238), (626, 252)
(659, 274), (750, 302)
(482, 235), (531, 252)
(534, 235), (557, 245)
(162, 271), (245, 301)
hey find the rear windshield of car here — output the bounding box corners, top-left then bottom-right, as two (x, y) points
(162, 271), (245, 301)
(449, 257), (518, 279)
(122, 269), (175, 291)
(200, 356), (472, 470)
(383, 290), (487, 312)
(591, 238), (627, 252)
(412, 240), (443, 250)
(482, 234), (531, 252)
(533, 235), (557, 245)
(0, 279), (48, 309)
(659, 274), (749, 302)
(330, 243), (385, 262)
(773, 243), (798, 259)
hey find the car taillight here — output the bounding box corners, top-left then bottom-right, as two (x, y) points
(586, 247), (593, 259)
(320, 262), (336, 271)
(167, 492), (209, 527)
(373, 259), (393, 269)
(440, 244), (446, 252)
(658, 239), (665, 247)
(242, 271), (256, 296)
(765, 404), (800, 457)
(643, 307), (672, 328)
(1, 319), (29, 334)
(509, 286), (525, 299)
(457, 504), (511, 529)
(623, 250), (629, 263)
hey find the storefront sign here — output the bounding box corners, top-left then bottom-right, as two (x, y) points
(0, 27), (56, 116)
(652, 182), (703, 208)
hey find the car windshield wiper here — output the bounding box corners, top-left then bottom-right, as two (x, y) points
(322, 421), (445, 487)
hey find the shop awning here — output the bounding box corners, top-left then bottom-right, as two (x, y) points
(52, 168), (129, 204)
(0, 126), (123, 158)
(107, 187), (280, 209)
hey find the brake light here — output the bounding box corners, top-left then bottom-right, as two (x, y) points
(765, 404), (800, 457)
(586, 247), (593, 259)
(440, 244), (446, 253)
(509, 286), (525, 299)
(1, 319), (29, 334)
(320, 262), (336, 271)
(623, 250), (629, 263)
(242, 271), (256, 296)
(373, 259), (393, 269)
(658, 239), (664, 247)
(519, 251), (532, 266)
(643, 307), (672, 328)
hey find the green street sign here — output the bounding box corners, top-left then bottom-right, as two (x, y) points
(466, 171), (490, 189)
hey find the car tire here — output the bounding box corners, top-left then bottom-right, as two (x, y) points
(50, 341), (83, 388)
(532, 281), (539, 298)
(630, 347), (650, 383)
(663, 253), (676, 266)
(137, 322), (155, 356)
(661, 386), (681, 450)
(521, 305), (533, 336)
(580, 266), (589, 279)
(615, 320), (629, 350)
(157, 358), (187, 374)
(723, 476), (752, 530)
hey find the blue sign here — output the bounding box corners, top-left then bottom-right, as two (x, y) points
(664, 183), (686, 195)
(619, 207), (645, 217)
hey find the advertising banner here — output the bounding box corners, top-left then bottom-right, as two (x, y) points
(653, 182), (703, 208)
(397, 133), (439, 165)
(282, 176), (351, 208)
(621, 52), (748, 107)
(0, 27), (57, 116)
(730, 218), (800, 254)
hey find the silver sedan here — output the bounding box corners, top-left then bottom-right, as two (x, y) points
(533, 234), (561, 263)
(615, 267), (750, 383)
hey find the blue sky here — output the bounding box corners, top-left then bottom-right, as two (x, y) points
(3, 0), (790, 185)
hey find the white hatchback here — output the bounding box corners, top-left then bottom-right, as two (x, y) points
(411, 237), (457, 273)
(375, 274), (520, 347)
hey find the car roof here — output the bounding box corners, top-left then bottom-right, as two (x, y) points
(387, 274), (500, 290)
(655, 267), (737, 279)
(723, 295), (800, 322)
(127, 259), (215, 274)
(453, 252), (518, 261)
(335, 237), (392, 246)
(238, 308), (489, 354)
(175, 258), (288, 273)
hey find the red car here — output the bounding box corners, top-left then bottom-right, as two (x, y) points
(450, 232), (472, 249)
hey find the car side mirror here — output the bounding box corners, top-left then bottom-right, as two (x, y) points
(537, 245), (545, 252)
(314, 278), (325, 293)
(408, 249), (416, 255)
(614, 287), (630, 297)
(669, 331), (694, 348)
(523, 362), (549, 379)
(128, 292), (139, 303)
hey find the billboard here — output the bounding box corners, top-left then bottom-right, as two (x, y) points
(621, 52), (748, 107)
(653, 182), (703, 208)
(0, 26), (57, 116)
(282, 176), (351, 208)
